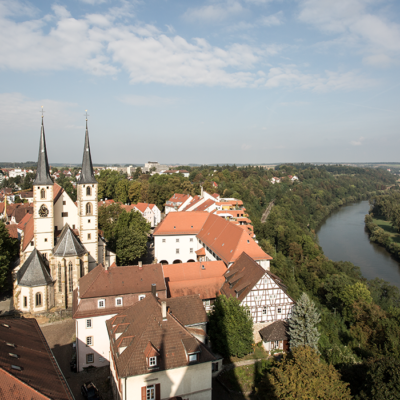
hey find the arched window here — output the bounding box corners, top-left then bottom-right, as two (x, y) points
(86, 186), (91, 196)
(58, 263), (62, 292)
(68, 261), (73, 293)
(86, 203), (92, 215)
(80, 259), (84, 278)
(35, 292), (42, 307)
(41, 189), (45, 199)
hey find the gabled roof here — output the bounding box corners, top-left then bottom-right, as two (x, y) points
(53, 224), (87, 257)
(33, 117), (53, 186)
(153, 211), (209, 236)
(0, 318), (74, 399)
(17, 212), (32, 231)
(198, 213), (270, 264)
(53, 183), (63, 203)
(221, 252), (267, 302)
(166, 193), (191, 204)
(11, 205), (33, 224)
(106, 295), (216, 378)
(259, 320), (289, 342)
(134, 203), (152, 213)
(165, 295), (207, 326)
(78, 263), (166, 299)
(5, 224), (18, 239)
(17, 248), (53, 287)
(192, 199), (216, 212)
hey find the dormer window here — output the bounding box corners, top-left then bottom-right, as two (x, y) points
(189, 353), (198, 362)
(98, 299), (105, 308)
(115, 297), (123, 307)
(149, 356), (157, 367)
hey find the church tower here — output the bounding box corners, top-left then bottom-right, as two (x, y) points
(32, 115), (54, 260)
(77, 116), (98, 270)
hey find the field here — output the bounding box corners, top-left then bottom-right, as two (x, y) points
(372, 217), (400, 244)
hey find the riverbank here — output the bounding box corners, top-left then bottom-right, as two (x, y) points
(365, 213), (400, 262)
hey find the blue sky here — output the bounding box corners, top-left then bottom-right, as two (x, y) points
(1, 0), (400, 165)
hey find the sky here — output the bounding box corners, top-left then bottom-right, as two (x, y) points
(1, 0), (400, 165)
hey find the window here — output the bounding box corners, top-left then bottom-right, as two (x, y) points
(262, 308), (267, 315)
(80, 260), (84, 278)
(88, 219), (91, 223)
(277, 308), (282, 314)
(162, 239), (166, 243)
(63, 201), (66, 205)
(115, 297), (123, 306)
(86, 202), (92, 215)
(30, 241), (34, 246)
(86, 353), (94, 363)
(61, 212), (68, 217)
(190, 238), (193, 242)
(98, 299), (105, 308)
(58, 263), (62, 292)
(176, 249), (179, 254)
(87, 233), (91, 240)
(146, 385), (155, 400)
(40, 189), (45, 199)
(149, 356), (157, 367)
(139, 295), (145, 301)
(68, 261), (73, 293)
(246, 309), (251, 317)
(86, 186), (91, 196)
(190, 248), (193, 253)
(86, 336), (93, 346)
(44, 238), (47, 242)
(204, 299), (210, 306)
(72, 224), (75, 229)
(86, 319), (92, 328)
(189, 353), (198, 362)
(35, 292), (42, 307)
(176, 238), (179, 242)
(23, 297), (27, 307)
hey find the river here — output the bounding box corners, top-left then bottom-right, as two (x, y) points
(317, 200), (400, 289)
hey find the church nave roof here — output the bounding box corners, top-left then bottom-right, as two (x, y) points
(53, 224), (87, 257)
(17, 249), (53, 287)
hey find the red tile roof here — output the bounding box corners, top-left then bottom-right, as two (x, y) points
(0, 202), (4, 214)
(198, 213), (271, 264)
(106, 295), (216, 378)
(165, 295), (208, 325)
(134, 203), (153, 213)
(0, 319), (74, 399)
(17, 212), (32, 231)
(5, 224), (18, 239)
(195, 248), (206, 256)
(166, 193), (190, 204)
(192, 199), (216, 212)
(163, 261), (226, 299)
(153, 211), (209, 236)
(22, 214), (34, 251)
(79, 263), (166, 299)
(53, 183), (63, 203)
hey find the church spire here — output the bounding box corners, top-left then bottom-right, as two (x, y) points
(79, 114), (97, 184)
(33, 115), (53, 186)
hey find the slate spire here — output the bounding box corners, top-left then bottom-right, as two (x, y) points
(79, 116), (97, 184)
(33, 115), (53, 186)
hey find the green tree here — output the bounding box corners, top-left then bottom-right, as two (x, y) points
(115, 180), (130, 204)
(128, 181), (142, 203)
(289, 292), (321, 351)
(340, 282), (372, 321)
(208, 295), (253, 358)
(133, 167), (142, 179)
(0, 221), (19, 290)
(266, 346), (351, 399)
(98, 203), (123, 241)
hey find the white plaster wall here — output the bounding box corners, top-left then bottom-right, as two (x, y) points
(54, 191), (78, 231)
(155, 234), (197, 264)
(33, 185), (54, 255)
(125, 362), (213, 400)
(76, 313), (116, 371)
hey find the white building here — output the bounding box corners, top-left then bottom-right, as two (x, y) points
(9, 168), (27, 178)
(133, 203), (162, 227)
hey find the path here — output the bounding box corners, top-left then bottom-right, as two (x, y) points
(261, 200), (275, 223)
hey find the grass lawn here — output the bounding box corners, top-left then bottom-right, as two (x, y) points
(218, 359), (273, 395)
(227, 345), (270, 364)
(372, 217), (400, 244)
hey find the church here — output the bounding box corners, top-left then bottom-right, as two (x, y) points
(13, 115), (116, 314)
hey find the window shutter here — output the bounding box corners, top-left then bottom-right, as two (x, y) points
(141, 386), (146, 400)
(156, 383), (161, 400)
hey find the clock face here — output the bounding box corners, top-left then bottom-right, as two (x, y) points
(39, 204), (49, 217)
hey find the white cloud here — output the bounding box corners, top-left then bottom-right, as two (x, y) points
(183, 1), (244, 23)
(298, 0), (400, 67)
(79, 0), (107, 5)
(351, 136), (365, 146)
(265, 65), (376, 91)
(260, 11), (284, 27)
(118, 95), (177, 106)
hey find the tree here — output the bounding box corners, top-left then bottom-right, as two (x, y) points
(266, 346), (351, 399)
(208, 295), (253, 358)
(0, 221), (19, 290)
(133, 167), (142, 180)
(98, 203), (123, 241)
(128, 181), (141, 203)
(115, 180), (130, 204)
(340, 282), (372, 321)
(288, 292), (321, 351)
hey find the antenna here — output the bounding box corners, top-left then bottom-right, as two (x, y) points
(41, 106), (45, 118)
(84, 110), (89, 120)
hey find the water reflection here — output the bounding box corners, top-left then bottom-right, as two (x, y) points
(317, 201), (400, 289)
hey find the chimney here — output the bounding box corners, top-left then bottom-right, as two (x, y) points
(138, 261), (142, 270)
(161, 301), (167, 321)
(105, 261), (109, 271)
(200, 185), (204, 198)
(151, 283), (156, 296)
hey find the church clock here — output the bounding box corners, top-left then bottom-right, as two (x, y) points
(39, 204), (49, 217)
